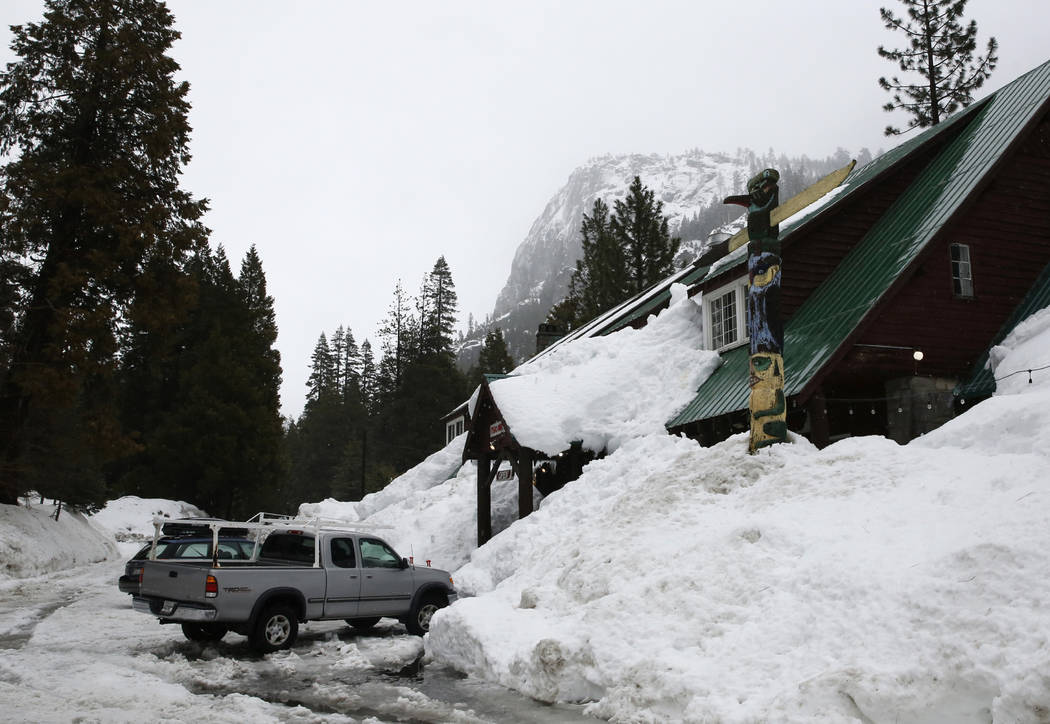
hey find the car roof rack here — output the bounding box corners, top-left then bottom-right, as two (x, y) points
(146, 513), (395, 568)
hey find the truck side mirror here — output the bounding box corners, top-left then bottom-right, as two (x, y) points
(400, 557), (409, 569)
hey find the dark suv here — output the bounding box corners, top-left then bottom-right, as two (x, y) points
(118, 536), (256, 595)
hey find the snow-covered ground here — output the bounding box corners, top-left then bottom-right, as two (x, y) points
(1, 299), (1049, 722)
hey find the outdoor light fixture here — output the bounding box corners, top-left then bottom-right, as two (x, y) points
(913, 350), (924, 361)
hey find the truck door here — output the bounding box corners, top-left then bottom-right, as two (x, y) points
(357, 537), (414, 617)
(323, 537), (361, 618)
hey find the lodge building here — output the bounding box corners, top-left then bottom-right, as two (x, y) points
(458, 59), (1050, 544)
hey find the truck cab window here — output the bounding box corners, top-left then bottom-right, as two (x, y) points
(330, 538), (357, 568)
(360, 538), (401, 568)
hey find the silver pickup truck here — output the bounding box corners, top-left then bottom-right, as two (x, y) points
(132, 516), (457, 652)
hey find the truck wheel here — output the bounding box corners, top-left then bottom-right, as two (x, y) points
(250, 604), (298, 653)
(346, 617), (381, 631)
(181, 623), (228, 642)
(406, 593), (446, 636)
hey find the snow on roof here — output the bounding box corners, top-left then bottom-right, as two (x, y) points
(481, 284), (721, 456)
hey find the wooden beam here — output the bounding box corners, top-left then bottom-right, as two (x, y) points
(517, 450), (533, 519)
(477, 454), (492, 546)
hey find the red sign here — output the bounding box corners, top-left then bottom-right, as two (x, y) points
(489, 421), (506, 440)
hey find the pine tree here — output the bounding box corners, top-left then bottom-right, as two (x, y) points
(306, 334), (336, 404)
(477, 329), (515, 377)
(233, 245), (285, 513)
(114, 246), (282, 517)
(569, 198), (628, 325)
(377, 280), (416, 392)
(341, 329), (362, 406)
(330, 326), (347, 396)
(611, 177), (681, 296)
(0, 0), (209, 505)
(359, 339), (377, 414)
(418, 256), (459, 359)
(878, 0), (998, 135)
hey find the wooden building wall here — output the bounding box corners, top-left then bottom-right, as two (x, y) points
(853, 111), (1050, 383)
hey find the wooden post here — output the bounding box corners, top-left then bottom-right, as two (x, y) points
(517, 449), (533, 519)
(477, 454), (492, 545)
(807, 390), (830, 449)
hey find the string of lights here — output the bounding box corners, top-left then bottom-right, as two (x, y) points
(812, 360), (1049, 415)
(991, 363), (1050, 384)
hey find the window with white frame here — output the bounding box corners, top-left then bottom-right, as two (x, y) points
(950, 243), (974, 297)
(704, 279), (749, 350)
(446, 415), (466, 444)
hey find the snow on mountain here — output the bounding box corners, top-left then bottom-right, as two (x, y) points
(477, 150), (753, 363)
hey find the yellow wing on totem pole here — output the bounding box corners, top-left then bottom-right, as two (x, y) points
(726, 160), (857, 254)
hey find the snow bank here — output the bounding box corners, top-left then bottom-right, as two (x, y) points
(426, 311), (1050, 722)
(430, 424), (1050, 721)
(484, 285), (720, 455)
(299, 436), (537, 571)
(989, 305), (1050, 394)
(299, 434), (467, 523)
(90, 495), (208, 541)
(0, 502), (119, 581)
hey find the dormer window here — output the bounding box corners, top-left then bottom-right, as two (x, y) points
(704, 279), (749, 351)
(950, 243), (974, 298)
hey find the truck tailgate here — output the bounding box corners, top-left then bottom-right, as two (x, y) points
(140, 561), (212, 604)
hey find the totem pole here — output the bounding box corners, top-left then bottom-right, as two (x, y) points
(725, 168), (786, 453)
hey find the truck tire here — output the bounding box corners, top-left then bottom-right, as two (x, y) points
(346, 617), (381, 631)
(405, 593), (446, 636)
(181, 623), (228, 642)
(250, 604), (298, 653)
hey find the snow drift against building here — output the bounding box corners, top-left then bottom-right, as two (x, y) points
(426, 309), (1050, 723)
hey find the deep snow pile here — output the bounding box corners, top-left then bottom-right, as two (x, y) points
(300, 442), (535, 571)
(423, 311), (1050, 722)
(0, 496), (212, 581)
(479, 283), (720, 456)
(0, 501), (118, 580)
(91, 496), (209, 541)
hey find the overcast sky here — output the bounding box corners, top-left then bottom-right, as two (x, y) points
(3, 0), (1048, 419)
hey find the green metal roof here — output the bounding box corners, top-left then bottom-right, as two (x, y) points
(668, 59), (1050, 430)
(955, 260), (1050, 399)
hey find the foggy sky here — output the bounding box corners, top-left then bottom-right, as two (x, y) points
(2, 0), (1047, 418)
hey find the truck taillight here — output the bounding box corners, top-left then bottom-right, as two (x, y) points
(205, 575), (218, 598)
